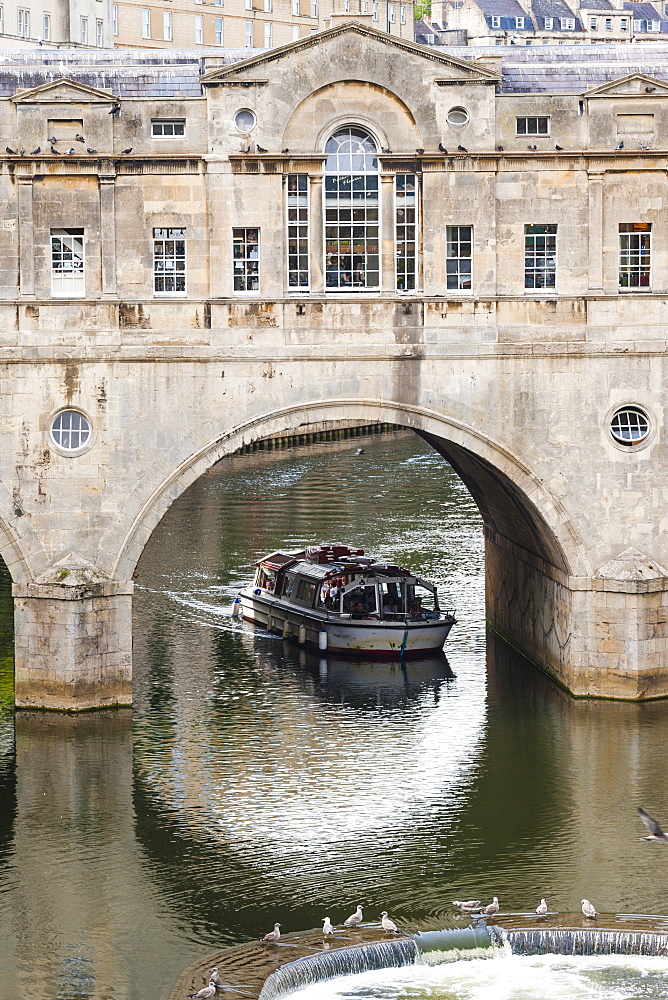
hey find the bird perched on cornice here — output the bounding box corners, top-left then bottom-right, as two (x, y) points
(121, 147), (133, 154)
(50, 146), (60, 155)
(87, 147), (97, 154)
(381, 145), (392, 153)
(615, 140), (624, 150)
(75, 133), (85, 142)
(281, 147), (289, 154)
(438, 142), (448, 152)
(256, 144), (267, 152)
(527, 144), (537, 150)
(415, 147), (424, 154)
(5, 146), (14, 155)
(30, 146), (40, 155)
(555, 144), (563, 150)
(457, 144), (468, 152)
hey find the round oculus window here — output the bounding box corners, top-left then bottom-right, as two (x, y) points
(446, 107), (470, 128)
(50, 410), (91, 453)
(610, 406), (650, 447)
(234, 109), (256, 132)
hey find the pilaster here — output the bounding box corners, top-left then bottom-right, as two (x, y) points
(17, 174), (34, 297)
(99, 163), (117, 297)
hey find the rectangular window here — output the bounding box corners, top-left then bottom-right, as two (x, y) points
(292, 24), (300, 38)
(245, 19), (253, 44)
(619, 223), (651, 289)
(446, 225), (472, 291)
(372, 2), (378, 18)
(194, 13), (203, 41)
(233, 228), (260, 292)
(544, 16), (552, 28)
(491, 15), (500, 26)
(43, 12), (50, 38)
(151, 119), (185, 138)
(310, 0), (317, 14)
(141, 8), (149, 36)
(51, 229), (85, 297)
(287, 174), (309, 289)
(292, 0), (299, 14)
(264, 20), (272, 44)
(516, 116), (549, 135)
(264, 0), (272, 9)
(621, 18), (628, 29)
(80, 16), (88, 42)
(560, 17), (574, 28)
(214, 15), (223, 42)
(163, 10), (172, 38)
(647, 18), (660, 29)
(325, 169), (379, 291)
(17, 8), (29, 36)
(245, 0), (252, 9)
(153, 228), (186, 295)
(344, 0), (349, 9)
(395, 174), (417, 292)
(0, 8), (4, 34)
(96, 18), (103, 44)
(524, 224), (557, 289)
(633, 18), (642, 30)
(515, 16), (524, 28)
(400, 5), (405, 22)
(113, 4), (118, 34)
(605, 17), (612, 29)
(389, 4), (395, 21)
(589, 16), (597, 29)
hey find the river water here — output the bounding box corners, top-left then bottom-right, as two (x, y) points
(1, 431), (668, 1000)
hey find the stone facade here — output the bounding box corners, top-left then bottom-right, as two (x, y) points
(1, 33), (668, 706)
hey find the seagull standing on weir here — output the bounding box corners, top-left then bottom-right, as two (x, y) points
(480, 897), (499, 916)
(344, 905), (363, 926)
(535, 899), (548, 915)
(322, 916), (334, 935)
(209, 968), (221, 986)
(189, 984), (217, 1000)
(582, 899), (597, 919)
(380, 911), (398, 933)
(261, 922), (281, 943)
(638, 807), (668, 841)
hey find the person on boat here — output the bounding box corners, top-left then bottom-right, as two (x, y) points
(351, 601), (368, 620)
(320, 580), (333, 604)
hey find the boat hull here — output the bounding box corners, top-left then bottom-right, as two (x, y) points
(237, 589), (455, 658)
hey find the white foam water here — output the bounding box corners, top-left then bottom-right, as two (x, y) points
(287, 951), (668, 1000)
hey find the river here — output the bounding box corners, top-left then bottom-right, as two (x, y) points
(0, 431), (667, 1000)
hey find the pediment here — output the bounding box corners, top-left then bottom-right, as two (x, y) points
(11, 78), (116, 105)
(200, 22), (500, 84)
(585, 73), (668, 99)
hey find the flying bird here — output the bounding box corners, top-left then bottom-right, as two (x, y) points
(344, 905), (363, 926)
(452, 900), (481, 911)
(256, 144), (267, 152)
(322, 916), (334, 935)
(380, 911), (398, 933)
(555, 144), (563, 150)
(480, 897), (499, 916)
(281, 147), (289, 153)
(5, 147), (14, 155)
(87, 147), (97, 154)
(75, 133), (85, 142)
(30, 146), (40, 155)
(415, 147), (425, 154)
(581, 899), (597, 919)
(527, 144), (537, 150)
(121, 147), (133, 154)
(438, 142), (448, 153)
(189, 984), (217, 1000)
(457, 144), (468, 152)
(615, 141), (624, 150)
(535, 899), (548, 915)
(209, 968), (221, 986)
(261, 922), (281, 943)
(638, 807), (668, 841)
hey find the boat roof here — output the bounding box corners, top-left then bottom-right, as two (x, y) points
(256, 546), (418, 581)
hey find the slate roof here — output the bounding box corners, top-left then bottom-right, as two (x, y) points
(414, 18), (446, 42)
(579, 0), (613, 8)
(476, 0), (535, 17)
(530, 0), (582, 31)
(622, 1), (668, 30)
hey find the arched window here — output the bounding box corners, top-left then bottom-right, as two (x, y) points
(324, 126), (380, 290)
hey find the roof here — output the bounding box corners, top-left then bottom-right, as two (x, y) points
(579, 0), (613, 8)
(530, 0), (579, 21)
(476, 0), (534, 17)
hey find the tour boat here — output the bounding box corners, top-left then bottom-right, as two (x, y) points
(234, 544), (456, 657)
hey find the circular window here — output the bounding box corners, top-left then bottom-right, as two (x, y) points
(50, 409), (91, 454)
(446, 107), (470, 128)
(610, 406), (650, 447)
(234, 109), (256, 132)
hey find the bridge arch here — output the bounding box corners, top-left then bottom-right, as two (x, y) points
(112, 398), (589, 584)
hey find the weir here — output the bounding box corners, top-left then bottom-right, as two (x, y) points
(495, 926), (668, 958)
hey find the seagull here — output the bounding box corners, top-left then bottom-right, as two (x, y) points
(121, 147), (133, 154)
(381, 146), (392, 153)
(256, 144), (267, 152)
(30, 146), (40, 155)
(535, 899), (548, 915)
(452, 900), (481, 911)
(615, 141), (624, 150)
(281, 147), (289, 154)
(75, 133), (85, 142)
(87, 147), (97, 154)
(189, 984), (217, 1000)
(322, 916), (334, 935)
(555, 144), (563, 151)
(5, 147), (14, 155)
(457, 144), (468, 152)
(438, 142), (448, 153)
(380, 911), (398, 933)
(527, 144), (538, 150)
(209, 968), (221, 986)
(355, 447), (365, 455)
(480, 897), (499, 916)
(581, 899), (597, 919)
(638, 807), (668, 841)
(415, 147), (425, 154)
(344, 905), (363, 926)
(261, 922), (281, 943)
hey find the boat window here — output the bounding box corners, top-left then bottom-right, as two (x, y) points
(343, 584), (377, 615)
(379, 581), (403, 618)
(295, 578), (318, 606)
(258, 568), (276, 591)
(282, 573), (296, 598)
(407, 582), (438, 617)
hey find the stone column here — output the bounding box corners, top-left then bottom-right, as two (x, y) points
(13, 578), (133, 710)
(381, 171), (395, 292)
(309, 174), (324, 293)
(99, 164), (117, 297)
(17, 174), (34, 296)
(587, 171), (604, 292)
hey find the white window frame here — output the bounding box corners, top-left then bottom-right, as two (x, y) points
(80, 15), (88, 42)
(194, 13), (203, 41)
(264, 20), (272, 44)
(389, 4), (395, 21)
(524, 224), (557, 290)
(372, 2), (378, 18)
(446, 225), (472, 292)
(395, 174), (418, 292)
(560, 16), (575, 28)
(163, 9), (172, 38)
(43, 11), (50, 38)
(292, 24), (299, 37)
(344, 0), (350, 10)
(515, 16), (524, 28)
(151, 119), (186, 138)
(292, 0), (299, 14)
(619, 223), (651, 290)
(214, 15), (223, 42)
(491, 14), (500, 26)
(400, 5), (405, 22)
(264, 0), (272, 10)
(51, 229), (85, 298)
(605, 17), (612, 29)
(112, 4), (118, 34)
(621, 17), (628, 30)
(647, 18), (660, 30)
(245, 19), (253, 44)
(310, 0), (317, 15)
(141, 7), (150, 37)
(287, 174), (310, 292)
(245, 0), (252, 10)
(17, 8), (29, 37)
(516, 116), (550, 136)
(153, 227), (187, 296)
(233, 228), (260, 294)
(589, 16), (597, 29)
(544, 16), (552, 28)
(96, 18), (103, 44)
(0, 7), (4, 34)
(633, 18), (642, 29)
